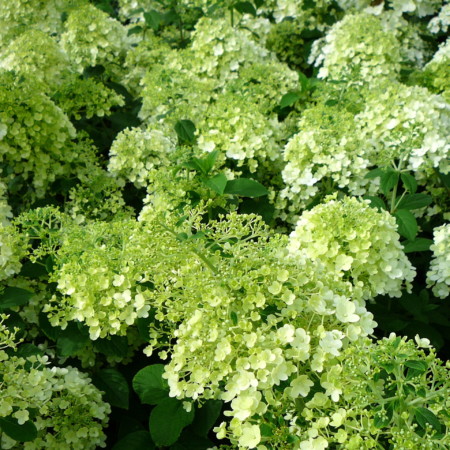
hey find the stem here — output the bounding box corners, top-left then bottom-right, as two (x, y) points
(230, 7), (234, 27)
(191, 249), (219, 275)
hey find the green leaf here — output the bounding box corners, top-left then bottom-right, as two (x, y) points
(190, 400), (222, 437)
(112, 431), (155, 450)
(149, 398), (195, 447)
(414, 407), (442, 433)
(224, 178), (268, 198)
(0, 417), (38, 442)
(396, 194), (432, 211)
(365, 168), (385, 179)
(401, 173), (417, 194)
(298, 72), (309, 92)
(144, 10), (162, 30)
(324, 99), (338, 106)
(404, 360), (428, 373)
(380, 170), (399, 196)
(38, 312), (60, 341)
(16, 344), (44, 359)
(204, 173), (227, 195)
(394, 209), (418, 241)
(56, 322), (89, 357)
(133, 364), (169, 405)
(280, 91), (301, 109)
(93, 369), (129, 410)
(0, 287), (33, 309)
(363, 196), (386, 211)
(127, 25), (143, 36)
(403, 238), (433, 253)
(93, 335), (129, 358)
(230, 311), (238, 325)
(233, 1), (257, 16)
(174, 120), (196, 144)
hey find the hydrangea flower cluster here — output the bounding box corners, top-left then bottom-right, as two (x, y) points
(288, 196), (416, 300)
(309, 13), (401, 82)
(189, 17), (271, 80)
(0, 72), (77, 196)
(429, 2), (450, 32)
(270, 334), (450, 449)
(422, 38), (450, 102)
(60, 3), (129, 74)
(0, 348), (110, 449)
(196, 92), (283, 172)
(427, 224), (450, 298)
(42, 219), (154, 340)
(108, 125), (177, 187)
(356, 81), (450, 177)
(278, 103), (372, 220)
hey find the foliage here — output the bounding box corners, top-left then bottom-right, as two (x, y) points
(0, 0), (449, 449)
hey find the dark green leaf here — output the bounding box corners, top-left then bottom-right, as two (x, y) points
(204, 173), (228, 195)
(190, 400), (222, 437)
(374, 402), (394, 428)
(174, 120), (196, 144)
(93, 369), (129, 409)
(324, 99), (338, 106)
(0, 287), (33, 309)
(112, 431), (155, 450)
(144, 10), (162, 30)
(415, 407), (442, 433)
(298, 72), (309, 92)
(397, 194), (432, 211)
(133, 364), (169, 405)
(401, 173), (417, 194)
(0, 417), (38, 442)
(280, 91), (301, 109)
(56, 322), (89, 357)
(93, 335), (129, 358)
(380, 170), (399, 196)
(224, 178), (268, 198)
(365, 168), (385, 179)
(254, 0), (264, 8)
(234, 1), (257, 16)
(404, 360), (428, 373)
(38, 312), (60, 341)
(16, 344), (44, 359)
(394, 209), (418, 241)
(149, 398), (195, 447)
(403, 238), (433, 253)
(230, 311), (238, 325)
(363, 196), (386, 211)
(128, 26), (143, 36)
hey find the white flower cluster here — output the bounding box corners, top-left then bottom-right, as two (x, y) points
(427, 223), (450, 298)
(309, 13), (401, 82)
(356, 81), (450, 176)
(429, 2), (450, 32)
(60, 3), (129, 74)
(108, 125), (177, 187)
(336, 0), (442, 16)
(43, 219), (153, 340)
(278, 103), (372, 220)
(0, 351), (110, 449)
(423, 38), (450, 102)
(196, 92), (283, 172)
(189, 17), (272, 81)
(288, 196), (416, 300)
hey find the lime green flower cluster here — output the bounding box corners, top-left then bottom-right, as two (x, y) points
(288, 196), (416, 300)
(60, 3), (129, 74)
(0, 72), (77, 196)
(268, 334), (450, 449)
(196, 92), (283, 172)
(337, 0), (442, 17)
(0, 30), (67, 91)
(189, 17), (271, 80)
(0, 0), (83, 43)
(225, 61), (299, 116)
(278, 103), (372, 221)
(0, 224), (27, 281)
(139, 58), (216, 125)
(356, 81), (450, 177)
(108, 125), (177, 187)
(42, 219), (153, 340)
(128, 212), (378, 448)
(0, 325), (110, 449)
(427, 224), (450, 299)
(0, 181), (11, 227)
(309, 13), (401, 82)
